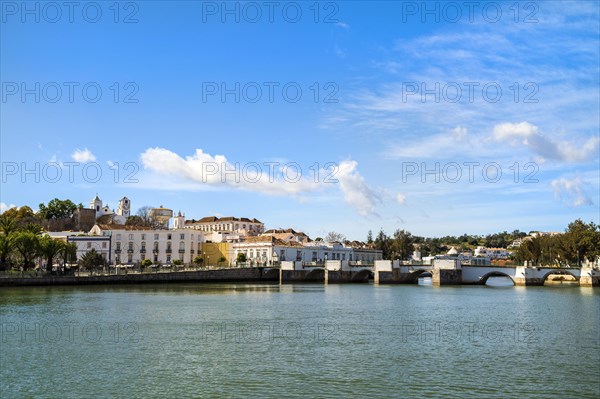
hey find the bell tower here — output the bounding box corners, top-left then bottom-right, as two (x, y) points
(90, 195), (103, 217)
(174, 211), (186, 229)
(117, 197), (131, 218)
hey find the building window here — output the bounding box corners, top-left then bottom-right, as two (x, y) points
(87, 242), (92, 248)
(167, 234), (172, 240)
(166, 255), (171, 263)
(154, 242), (159, 250)
(102, 242), (107, 248)
(141, 234), (146, 240)
(180, 233), (184, 240)
(141, 254), (145, 260)
(128, 242), (133, 250)
(129, 234), (133, 240)
(116, 242), (121, 250)
(128, 254), (132, 263)
(116, 234), (121, 240)
(154, 234), (159, 240)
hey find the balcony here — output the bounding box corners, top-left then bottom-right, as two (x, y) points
(140, 249), (146, 253)
(166, 249), (172, 254)
(115, 249), (121, 254)
(178, 249), (185, 254)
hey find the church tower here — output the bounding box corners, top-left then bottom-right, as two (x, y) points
(90, 195), (103, 217)
(173, 211), (186, 229)
(117, 197), (131, 218)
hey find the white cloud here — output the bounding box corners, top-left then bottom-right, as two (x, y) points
(336, 22), (349, 29)
(550, 177), (594, 207)
(492, 122), (599, 163)
(0, 202), (17, 214)
(72, 148), (97, 162)
(387, 125), (472, 159)
(140, 148), (380, 217)
(396, 193), (406, 205)
(336, 160), (381, 217)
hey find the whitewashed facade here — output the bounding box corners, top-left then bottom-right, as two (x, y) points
(231, 239), (382, 266)
(89, 225), (206, 265)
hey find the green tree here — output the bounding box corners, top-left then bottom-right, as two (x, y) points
(38, 198), (78, 220)
(80, 249), (105, 271)
(366, 230), (373, 244)
(561, 220), (599, 266)
(172, 259), (183, 266)
(59, 242), (77, 268)
(39, 236), (64, 272)
(0, 212), (18, 236)
(0, 234), (13, 270)
(374, 229), (391, 259)
(236, 253), (247, 263)
(390, 229), (413, 260)
(193, 256), (204, 267)
(218, 256), (227, 266)
(141, 259), (153, 268)
(12, 231), (40, 270)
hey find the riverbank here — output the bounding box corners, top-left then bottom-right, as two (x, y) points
(0, 268), (278, 287)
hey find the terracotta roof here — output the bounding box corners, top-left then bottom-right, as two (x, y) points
(186, 216), (263, 225)
(96, 224), (151, 231)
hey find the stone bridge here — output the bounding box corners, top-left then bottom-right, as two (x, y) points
(276, 259), (600, 287)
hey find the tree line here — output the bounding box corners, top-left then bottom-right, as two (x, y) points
(0, 206), (77, 271)
(1, 198), (598, 270)
(365, 219), (599, 267)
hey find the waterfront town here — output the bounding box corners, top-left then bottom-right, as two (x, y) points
(1, 195), (598, 276)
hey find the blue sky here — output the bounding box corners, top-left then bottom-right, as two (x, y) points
(1, 0), (599, 239)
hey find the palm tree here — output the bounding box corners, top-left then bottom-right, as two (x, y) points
(12, 231), (40, 270)
(0, 234), (13, 270)
(80, 249), (104, 272)
(39, 236), (64, 272)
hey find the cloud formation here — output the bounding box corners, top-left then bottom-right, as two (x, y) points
(492, 122), (599, 163)
(140, 148), (380, 217)
(550, 176), (594, 207)
(71, 148), (97, 162)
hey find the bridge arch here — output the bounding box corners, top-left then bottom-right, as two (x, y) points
(262, 268), (280, 280)
(351, 269), (373, 282)
(541, 270), (579, 284)
(409, 269), (432, 283)
(479, 271), (516, 285)
(305, 268), (325, 282)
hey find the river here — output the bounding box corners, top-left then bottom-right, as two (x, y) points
(1, 283), (598, 398)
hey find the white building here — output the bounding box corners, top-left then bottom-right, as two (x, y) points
(184, 216), (264, 236)
(231, 237), (382, 266)
(474, 246), (512, 259)
(89, 224), (205, 265)
(67, 235), (112, 264)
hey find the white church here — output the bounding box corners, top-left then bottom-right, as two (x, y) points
(90, 195), (131, 225)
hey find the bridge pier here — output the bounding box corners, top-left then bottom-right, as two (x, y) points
(432, 268), (462, 286)
(579, 267), (596, 287)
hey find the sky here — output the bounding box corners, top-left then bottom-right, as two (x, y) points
(1, 0), (599, 240)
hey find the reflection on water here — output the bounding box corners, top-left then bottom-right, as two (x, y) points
(485, 276), (515, 287)
(1, 283), (598, 399)
(418, 276), (433, 285)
